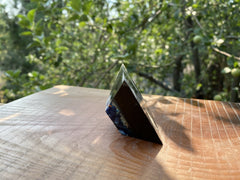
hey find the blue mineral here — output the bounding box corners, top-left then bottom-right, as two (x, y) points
(106, 103), (132, 136)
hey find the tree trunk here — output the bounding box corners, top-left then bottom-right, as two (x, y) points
(231, 77), (240, 102)
(186, 17), (201, 82)
(185, 16), (203, 98)
(173, 55), (184, 92)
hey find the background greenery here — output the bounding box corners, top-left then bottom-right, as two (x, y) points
(0, 0), (240, 103)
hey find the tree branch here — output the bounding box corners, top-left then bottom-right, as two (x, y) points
(130, 62), (174, 69)
(193, 16), (240, 62)
(226, 35), (240, 40)
(134, 71), (180, 94)
(193, 15), (206, 35)
(212, 47), (240, 61)
(138, 8), (162, 32)
(123, 3), (163, 34)
(94, 61), (118, 88)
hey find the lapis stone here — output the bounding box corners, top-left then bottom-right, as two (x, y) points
(105, 64), (161, 144)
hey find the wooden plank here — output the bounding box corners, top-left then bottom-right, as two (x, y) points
(0, 85), (239, 179)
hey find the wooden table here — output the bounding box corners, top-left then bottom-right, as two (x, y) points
(0, 85), (240, 179)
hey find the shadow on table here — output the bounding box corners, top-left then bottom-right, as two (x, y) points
(110, 136), (173, 180)
(211, 101), (240, 126)
(144, 96), (195, 153)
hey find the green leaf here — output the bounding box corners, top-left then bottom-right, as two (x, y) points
(67, 14), (80, 22)
(79, 22), (86, 28)
(55, 46), (69, 53)
(26, 41), (41, 49)
(106, 24), (113, 33)
(83, 1), (92, 14)
(234, 62), (240, 68)
(27, 9), (36, 23)
(56, 39), (62, 46)
(196, 83), (202, 91)
(20, 31), (32, 36)
(227, 57), (235, 67)
(17, 14), (30, 28)
(192, 4), (198, 8)
(155, 49), (163, 54)
(5, 71), (14, 78)
(5, 70), (21, 79)
(71, 0), (82, 11)
(39, 75), (45, 80)
(79, 14), (88, 22)
(35, 19), (43, 35)
(32, 71), (38, 77)
(44, 35), (55, 45)
(17, 14), (27, 19)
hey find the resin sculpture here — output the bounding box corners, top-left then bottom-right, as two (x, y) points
(105, 64), (161, 144)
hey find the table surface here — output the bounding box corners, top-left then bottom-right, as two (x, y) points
(0, 85), (240, 180)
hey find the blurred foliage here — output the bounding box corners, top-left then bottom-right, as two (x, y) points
(0, 0), (240, 103)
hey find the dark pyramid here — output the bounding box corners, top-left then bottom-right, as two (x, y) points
(105, 64), (162, 144)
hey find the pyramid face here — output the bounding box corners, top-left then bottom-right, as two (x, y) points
(105, 65), (161, 144)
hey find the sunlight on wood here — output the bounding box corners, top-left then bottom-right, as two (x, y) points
(92, 135), (102, 145)
(0, 112), (20, 123)
(59, 109), (75, 116)
(53, 85), (70, 96)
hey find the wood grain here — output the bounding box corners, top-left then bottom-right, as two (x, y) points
(0, 85), (239, 179)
